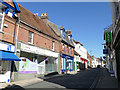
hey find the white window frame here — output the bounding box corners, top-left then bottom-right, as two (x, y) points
(28, 31), (33, 44)
(0, 11), (4, 32)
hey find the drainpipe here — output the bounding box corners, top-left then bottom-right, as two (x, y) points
(11, 17), (20, 82)
(15, 18), (20, 54)
(13, 17), (18, 44)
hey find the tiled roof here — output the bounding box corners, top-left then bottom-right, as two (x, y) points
(48, 21), (61, 37)
(18, 4), (58, 40)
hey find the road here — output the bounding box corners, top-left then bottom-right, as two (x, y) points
(25, 68), (102, 89)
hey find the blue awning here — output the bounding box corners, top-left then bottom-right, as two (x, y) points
(0, 51), (21, 61)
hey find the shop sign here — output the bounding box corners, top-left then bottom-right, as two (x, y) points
(105, 31), (112, 42)
(103, 49), (108, 54)
(0, 42), (15, 52)
(19, 57), (37, 73)
(21, 43), (58, 58)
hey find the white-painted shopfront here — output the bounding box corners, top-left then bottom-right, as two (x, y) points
(0, 42), (20, 83)
(19, 43), (59, 75)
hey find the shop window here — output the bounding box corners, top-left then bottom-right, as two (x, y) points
(28, 31), (33, 44)
(0, 61), (9, 74)
(52, 41), (55, 51)
(0, 10), (4, 31)
(62, 44), (65, 52)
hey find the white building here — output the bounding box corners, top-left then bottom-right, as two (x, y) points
(73, 40), (88, 70)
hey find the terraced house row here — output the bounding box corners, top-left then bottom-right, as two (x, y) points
(0, 1), (95, 83)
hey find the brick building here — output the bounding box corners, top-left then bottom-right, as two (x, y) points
(40, 13), (75, 74)
(0, 2), (61, 82)
(0, 1), (21, 83)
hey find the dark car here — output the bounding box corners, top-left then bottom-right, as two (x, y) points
(97, 65), (101, 68)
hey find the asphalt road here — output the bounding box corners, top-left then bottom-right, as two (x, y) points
(25, 68), (102, 89)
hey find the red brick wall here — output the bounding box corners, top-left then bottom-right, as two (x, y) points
(18, 23), (60, 52)
(61, 43), (74, 57)
(1, 15), (60, 53)
(1, 15), (16, 44)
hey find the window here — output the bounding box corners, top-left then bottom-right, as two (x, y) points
(62, 44), (65, 52)
(52, 41), (55, 51)
(70, 48), (72, 55)
(67, 46), (69, 54)
(63, 33), (65, 39)
(28, 31), (33, 44)
(0, 61), (9, 74)
(62, 29), (65, 39)
(0, 10), (4, 31)
(70, 37), (72, 43)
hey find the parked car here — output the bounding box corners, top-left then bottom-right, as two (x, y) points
(97, 65), (101, 68)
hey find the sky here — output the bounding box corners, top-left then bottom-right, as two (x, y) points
(19, 2), (112, 58)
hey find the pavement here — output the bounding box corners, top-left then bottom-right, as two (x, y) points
(0, 71), (77, 89)
(0, 78), (43, 89)
(0, 68), (119, 89)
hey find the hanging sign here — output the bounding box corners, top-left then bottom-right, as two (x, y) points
(103, 49), (108, 54)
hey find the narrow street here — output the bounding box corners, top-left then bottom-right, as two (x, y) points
(24, 68), (104, 89)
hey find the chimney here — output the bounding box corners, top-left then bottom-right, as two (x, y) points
(34, 13), (38, 16)
(65, 30), (71, 35)
(40, 12), (49, 24)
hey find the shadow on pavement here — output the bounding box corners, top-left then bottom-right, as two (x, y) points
(41, 71), (87, 89)
(1, 84), (25, 90)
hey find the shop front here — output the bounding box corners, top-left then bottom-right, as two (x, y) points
(81, 57), (88, 70)
(0, 42), (20, 83)
(74, 55), (80, 71)
(62, 54), (73, 73)
(18, 43), (59, 79)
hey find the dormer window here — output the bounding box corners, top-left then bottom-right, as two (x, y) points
(60, 27), (65, 39)
(62, 29), (65, 39)
(70, 36), (72, 43)
(69, 35), (72, 43)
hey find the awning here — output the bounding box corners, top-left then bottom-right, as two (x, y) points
(81, 57), (88, 62)
(0, 51), (21, 61)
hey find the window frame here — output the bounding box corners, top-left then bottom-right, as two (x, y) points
(0, 11), (4, 32)
(52, 41), (55, 51)
(67, 46), (69, 54)
(28, 31), (33, 44)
